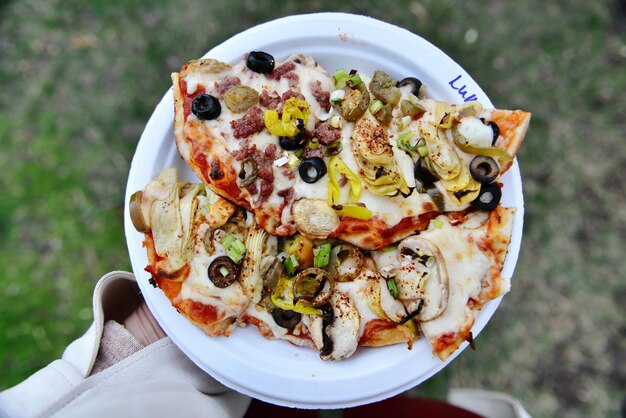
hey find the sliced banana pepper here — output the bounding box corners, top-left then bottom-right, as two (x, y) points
(271, 276), (321, 315)
(327, 156), (362, 205)
(263, 98), (310, 137)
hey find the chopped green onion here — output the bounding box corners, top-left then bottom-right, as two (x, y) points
(222, 233), (236, 249)
(330, 115), (343, 129)
(324, 140), (343, 156)
(333, 69), (348, 83)
(222, 233), (246, 264)
(381, 245), (396, 253)
(387, 279), (399, 298)
(432, 219), (444, 229)
(397, 131), (419, 158)
(309, 137), (320, 149)
(283, 254), (299, 276)
(287, 153), (300, 169)
(330, 89), (346, 103)
(231, 239), (246, 254)
(369, 99), (383, 115)
(313, 243), (332, 268)
(346, 74), (362, 87)
(333, 69), (349, 88)
(294, 148), (304, 159)
(397, 130), (413, 144)
(226, 247), (244, 264)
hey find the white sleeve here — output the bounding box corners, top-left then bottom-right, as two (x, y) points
(0, 271), (250, 418)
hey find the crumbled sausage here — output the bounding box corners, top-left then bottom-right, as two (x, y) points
(267, 61), (296, 80)
(313, 121), (341, 145)
(231, 106), (264, 139)
(259, 90), (282, 110)
(283, 72), (300, 89)
(233, 144), (277, 204)
(215, 76), (241, 97)
(258, 179), (273, 203)
(310, 80), (330, 111)
(282, 89), (305, 102)
(301, 144), (324, 160)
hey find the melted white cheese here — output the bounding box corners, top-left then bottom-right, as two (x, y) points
(417, 216), (491, 338)
(457, 116), (493, 148)
(179, 225), (249, 317)
(336, 279), (378, 339)
(323, 292), (360, 360)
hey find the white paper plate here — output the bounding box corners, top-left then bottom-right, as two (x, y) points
(124, 12), (524, 409)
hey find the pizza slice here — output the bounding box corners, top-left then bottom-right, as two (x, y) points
(171, 53), (530, 251)
(371, 206), (515, 360)
(129, 168), (418, 359)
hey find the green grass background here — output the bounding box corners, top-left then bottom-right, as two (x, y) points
(0, 1), (624, 417)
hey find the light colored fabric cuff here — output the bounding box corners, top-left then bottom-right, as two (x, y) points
(42, 338), (247, 418)
(123, 301), (166, 347)
(0, 271), (137, 418)
(0, 271), (249, 418)
(63, 271), (138, 377)
(91, 321), (145, 375)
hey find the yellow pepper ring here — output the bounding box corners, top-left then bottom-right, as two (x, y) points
(263, 98), (311, 137)
(271, 276), (322, 315)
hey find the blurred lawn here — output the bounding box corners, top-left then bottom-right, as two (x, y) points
(1, 0), (625, 417)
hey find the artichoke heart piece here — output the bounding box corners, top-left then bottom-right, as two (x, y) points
(339, 88), (370, 122)
(352, 112), (393, 165)
(423, 127), (463, 181)
(352, 113), (411, 196)
(238, 222), (269, 303)
(143, 169), (192, 274)
(369, 70), (401, 107)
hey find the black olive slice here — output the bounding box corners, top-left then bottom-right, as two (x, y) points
(414, 158), (438, 185)
(319, 303), (334, 357)
(396, 77), (423, 96)
(299, 157), (327, 183)
(488, 121), (500, 145)
(279, 135), (305, 151)
(469, 156), (500, 184)
(207, 256), (239, 288)
(472, 182), (502, 211)
(246, 51), (275, 74)
(278, 119), (306, 150)
(192, 94), (221, 120)
(272, 308), (302, 329)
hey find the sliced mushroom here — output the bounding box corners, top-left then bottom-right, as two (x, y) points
(395, 236), (449, 321)
(318, 292), (360, 361)
(456, 210), (490, 229)
(291, 199), (340, 239)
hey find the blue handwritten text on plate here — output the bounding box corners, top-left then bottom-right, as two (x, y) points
(448, 75), (478, 103)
